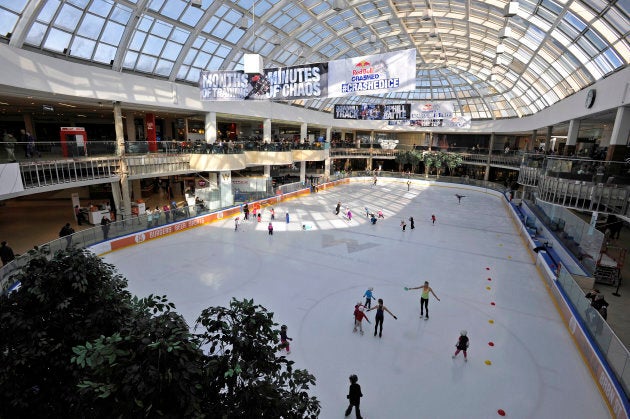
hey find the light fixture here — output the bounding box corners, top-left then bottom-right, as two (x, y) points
(428, 29), (438, 38)
(370, 34), (377, 43)
(269, 35), (281, 46)
(499, 27), (512, 39)
(332, 0), (344, 11)
(238, 16), (249, 30)
(496, 44), (505, 54)
(422, 9), (433, 21)
(504, 2), (519, 17)
(190, 0), (202, 8)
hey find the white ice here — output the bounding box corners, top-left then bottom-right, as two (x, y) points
(103, 180), (610, 419)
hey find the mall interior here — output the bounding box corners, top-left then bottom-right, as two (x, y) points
(0, 0), (629, 414)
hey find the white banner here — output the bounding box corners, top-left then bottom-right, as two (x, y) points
(327, 49), (416, 98)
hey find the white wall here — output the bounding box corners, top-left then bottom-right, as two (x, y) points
(1, 44), (628, 134)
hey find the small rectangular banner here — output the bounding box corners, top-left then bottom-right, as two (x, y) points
(334, 104), (411, 120)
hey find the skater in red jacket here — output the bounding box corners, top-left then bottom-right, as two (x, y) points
(353, 303), (371, 335)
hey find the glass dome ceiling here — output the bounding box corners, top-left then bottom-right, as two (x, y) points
(0, 0), (627, 119)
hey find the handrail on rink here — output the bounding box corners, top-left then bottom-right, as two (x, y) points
(1, 172), (628, 416)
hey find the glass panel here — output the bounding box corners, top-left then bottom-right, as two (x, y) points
(43, 28), (72, 52)
(0, 9), (18, 35)
(24, 22), (48, 46)
(38, 0), (61, 24)
(88, 0), (113, 18)
(77, 14), (105, 39)
(93, 42), (116, 64)
(100, 21), (125, 45)
(54, 3), (83, 32)
(70, 36), (96, 59)
(0, 0), (28, 13)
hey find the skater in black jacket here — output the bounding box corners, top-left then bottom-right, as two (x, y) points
(345, 374), (363, 418)
(452, 330), (469, 361)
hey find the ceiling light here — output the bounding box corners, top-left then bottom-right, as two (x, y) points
(499, 27), (512, 39)
(332, 0), (344, 11)
(422, 9), (433, 21)
(370, 35), (377, 43)
(496, 44), (505, 54)
(190, 0), (202, 8)
(429, 29), (438, 38)
(504, 2), (519, 17)
(238, 16), (249, 30)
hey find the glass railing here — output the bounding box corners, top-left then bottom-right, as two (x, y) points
(537, 156), (630, 186)
(557, 266), (630, 397)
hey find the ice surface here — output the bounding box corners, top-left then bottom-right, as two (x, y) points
(104, 181), (610, 419)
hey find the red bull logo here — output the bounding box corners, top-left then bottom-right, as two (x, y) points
(353, 60), (374, 75)
(355, 60), (371, 67)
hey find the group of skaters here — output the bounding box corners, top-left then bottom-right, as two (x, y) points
(235, 203), (288, 234)
(344, 281), (468, 418)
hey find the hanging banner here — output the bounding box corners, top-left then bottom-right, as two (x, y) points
(327, 49), (416, 97)
(334, 104), (410, 120)
(385, 102), (471, 128)
(200, 63), (328, 101)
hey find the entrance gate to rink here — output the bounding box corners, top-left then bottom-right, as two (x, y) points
(2, 173), (630, 416)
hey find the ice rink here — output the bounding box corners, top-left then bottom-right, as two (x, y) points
(103, 180), (610, 419)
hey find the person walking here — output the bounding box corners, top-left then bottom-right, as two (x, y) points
(452, 330), (469, 362)
(268, 222), (274, 235)
(279, 324), (293, 354)
(409, 216), (415, 230)
(406, 281), (441, 319)
(367, 298), (397, 338)
(100, 216), (111, 240)
(344, 374), (363, 419)
(0, 241), (15, 266)
(59, 223), (75, 248)
(363, 287), (376, 309)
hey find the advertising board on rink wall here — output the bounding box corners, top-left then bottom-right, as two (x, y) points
(199, 49), (416, 101)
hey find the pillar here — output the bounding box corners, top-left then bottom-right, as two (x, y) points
(132, 180), (142, 202)
(607, 106), (630, 161)
(565, 119), (579, 156)
(326, 127), (332, 143)
(22, 113), (34, 137)
(124, 111), (135, 142)
(163, 117), (173, 141)
(484, 133), (495, 181)
(300, 123), (307, 144)
(300, 161), (306, 183)
(545, 126), (552, 153)
(531, 129), (537, 152)
(263, 118), (271, 143)
(205, 112), (217, 144)
(219, 170), (233, 207)
(146, 113), (157, 152)
(113, 102), (131, 219)
(264, 165), (271, 178)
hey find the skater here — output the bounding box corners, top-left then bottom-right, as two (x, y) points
(409, 216), (415, 229)
(368, 298), (397, 338)
(234, 217), (239, 231)
(377, 209), (384, 219)
(270, 207), (275, 220)
(344, 374), (363, 419)
(286, 212), (290, 224)
(243, 203), (249, 220)
(363, 287), (376, 309)
(365, 207), (370, 218)
(431, 214), (436, 225)
(279, 324), (293, 354)
(257, 213), (262, 223)
(268, 222), (273, 235)
(455, 194), (466, 204)
(400, 220), (406, 231)
(452, 330), (469, 361)
(100, 216), (111, 240)
(335, 201), (341, 215)
(353, 303), (371, 335)
(347, 209), (353, 221)
(407, 180), (411, 191)
(372, 175), (377, 187)
(370, 214), (377, 225)
(406, 281), (440, 319)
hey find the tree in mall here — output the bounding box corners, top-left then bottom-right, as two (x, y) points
(0, 249), (320, 418)
(0, 247), (134, 417)
(195, 298), (321, 418)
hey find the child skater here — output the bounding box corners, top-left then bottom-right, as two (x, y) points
(400, 220), (407, 231)
(377, 209), (384, 219)
(363, 287), (376, 309)
(368, 298), (397, 338)
(452, 330), (469, 362)
(345, 374), (363, 419)
(268, 222), (273, 235)
(353, 303), (371, 335)
(409, 216), (415, 229)
(279, 324), (293, 354)
(234, 217), (239, 232)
